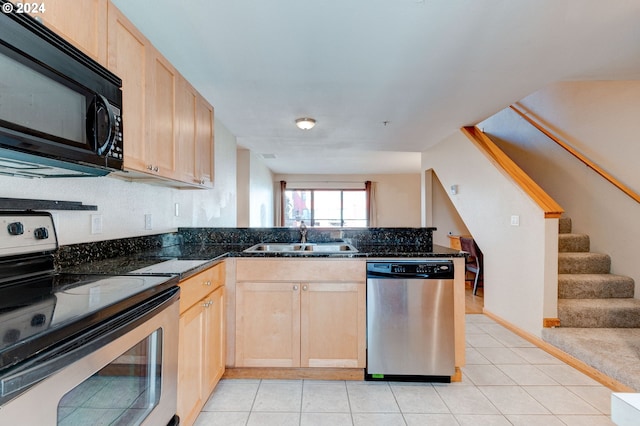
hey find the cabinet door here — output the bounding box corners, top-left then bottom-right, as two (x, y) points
(176, 78), (198, 184)
(146, 50), (178, 179)
(107, 3), (149, 173)
(195, 96), (214, 187)
(177, 301), (206, 426)
(204, 286), (225, 395)
(235, 282), (300, 367)
(34, 0), (108, 65)
(301, 282), (366, 368)
(179, 263), (224, 314)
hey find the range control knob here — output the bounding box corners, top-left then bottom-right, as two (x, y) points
(34, 227), (49, 240)
(3, 329), (20, 344)
(31, 314), (47, 327)
(7, 222), (24, 235)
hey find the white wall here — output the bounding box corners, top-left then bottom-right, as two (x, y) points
(0, 118), (238, 245)
(249, 153), (274, 227)
(236, 149), (274, 227)
(422, 131), (558, 336)
(480, 81), (640, 294)
(425, 170), (470, 247)
(236, 149), (251, 227)
(273, 173), (422, 227)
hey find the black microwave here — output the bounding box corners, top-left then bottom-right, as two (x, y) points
(0, 2), (123, 178)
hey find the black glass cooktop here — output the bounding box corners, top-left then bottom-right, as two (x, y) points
(0, 271), (178, 372)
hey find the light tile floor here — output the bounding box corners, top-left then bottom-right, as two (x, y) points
(194, 314), (615, 426)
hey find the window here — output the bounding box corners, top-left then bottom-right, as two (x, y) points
(284, 189), (367, 227)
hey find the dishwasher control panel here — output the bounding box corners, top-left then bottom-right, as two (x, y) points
(367, 261), (454, 279)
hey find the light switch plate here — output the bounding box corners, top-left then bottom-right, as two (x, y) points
(510, 215), (520, 226)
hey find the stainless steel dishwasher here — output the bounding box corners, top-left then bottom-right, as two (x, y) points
(366, 260), (455, 382)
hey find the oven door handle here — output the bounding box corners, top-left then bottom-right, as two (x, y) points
(0, 286), (179, 404)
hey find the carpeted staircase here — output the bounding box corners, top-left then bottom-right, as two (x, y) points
(542, 217), (640, 390)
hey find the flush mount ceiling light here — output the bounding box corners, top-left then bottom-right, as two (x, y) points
(295, 117), (316, 130)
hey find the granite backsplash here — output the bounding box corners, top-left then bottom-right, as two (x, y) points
(179, 227), (435, 248)
(55, 232), (183, 269)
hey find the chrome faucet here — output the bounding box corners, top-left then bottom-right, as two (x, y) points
(299, 221), (308, 244)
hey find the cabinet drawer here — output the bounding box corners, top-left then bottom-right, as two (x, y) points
(236, 259), (364, 282)
(179, 263), (224, 314)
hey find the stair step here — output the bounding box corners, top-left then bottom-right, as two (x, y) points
(559, 217), (572, 234)
(558, 252), (610, 274)
(558, 298), (640, 327)
(558, 274), (635, 299)
(541, 327), (640, 391)
(558, 233), (590, 252)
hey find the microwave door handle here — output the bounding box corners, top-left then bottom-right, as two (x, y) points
(88, 94), (116, 156)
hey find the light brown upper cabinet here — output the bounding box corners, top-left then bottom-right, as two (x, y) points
(176, 79), (214, 188)
(195, 96), (214, 188)
(32, 0), (108, 65)
(106, 2), (213, 187)
(176, 78), (198, 185)
(145, 50), (179, 181)
(106, 2), (149, 173)
(33, 1), (213, 187)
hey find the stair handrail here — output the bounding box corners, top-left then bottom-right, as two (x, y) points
(461, 126), (564, 218)
(510, 104), (640, 205)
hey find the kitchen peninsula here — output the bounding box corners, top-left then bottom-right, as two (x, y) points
(58, 227), (466, 425)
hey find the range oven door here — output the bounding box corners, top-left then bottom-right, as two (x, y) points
(0, 288), (179, 425)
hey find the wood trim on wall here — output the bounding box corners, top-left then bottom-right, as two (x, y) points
(483, 309), (635, 392)
(223, 367), (364, 381)
(461, 126), (564, 218)
(543, 318), (561, 328)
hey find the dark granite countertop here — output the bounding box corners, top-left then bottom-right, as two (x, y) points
(227, 243), (463, 259)
(61, 245), (230, 279)
(62, 242), (464, 279)
(57, 227), (461, 277)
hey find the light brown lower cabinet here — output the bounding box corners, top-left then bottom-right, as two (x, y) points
(235, 279), (365, 368)
(177, 264), (225, 426)
(301, 281), (365, 368)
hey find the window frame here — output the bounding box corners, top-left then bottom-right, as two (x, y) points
(283, 188), (369, 227)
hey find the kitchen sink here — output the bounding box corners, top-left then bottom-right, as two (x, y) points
(243, 242), (358, 254)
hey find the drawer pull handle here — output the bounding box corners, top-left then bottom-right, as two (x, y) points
(293, 285), (298, 291)
(302, 285), (308, 291)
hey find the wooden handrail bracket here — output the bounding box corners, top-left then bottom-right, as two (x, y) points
(461, 126), (564, 218)
(510, 104), (640, 205)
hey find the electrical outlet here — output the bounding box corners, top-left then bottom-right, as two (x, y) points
(510, 215), (520, 226)
(91, 214), (103, 234)
(144, 214), (152, 230)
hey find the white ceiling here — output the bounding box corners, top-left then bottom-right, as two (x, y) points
(112, 0), (640, 175)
